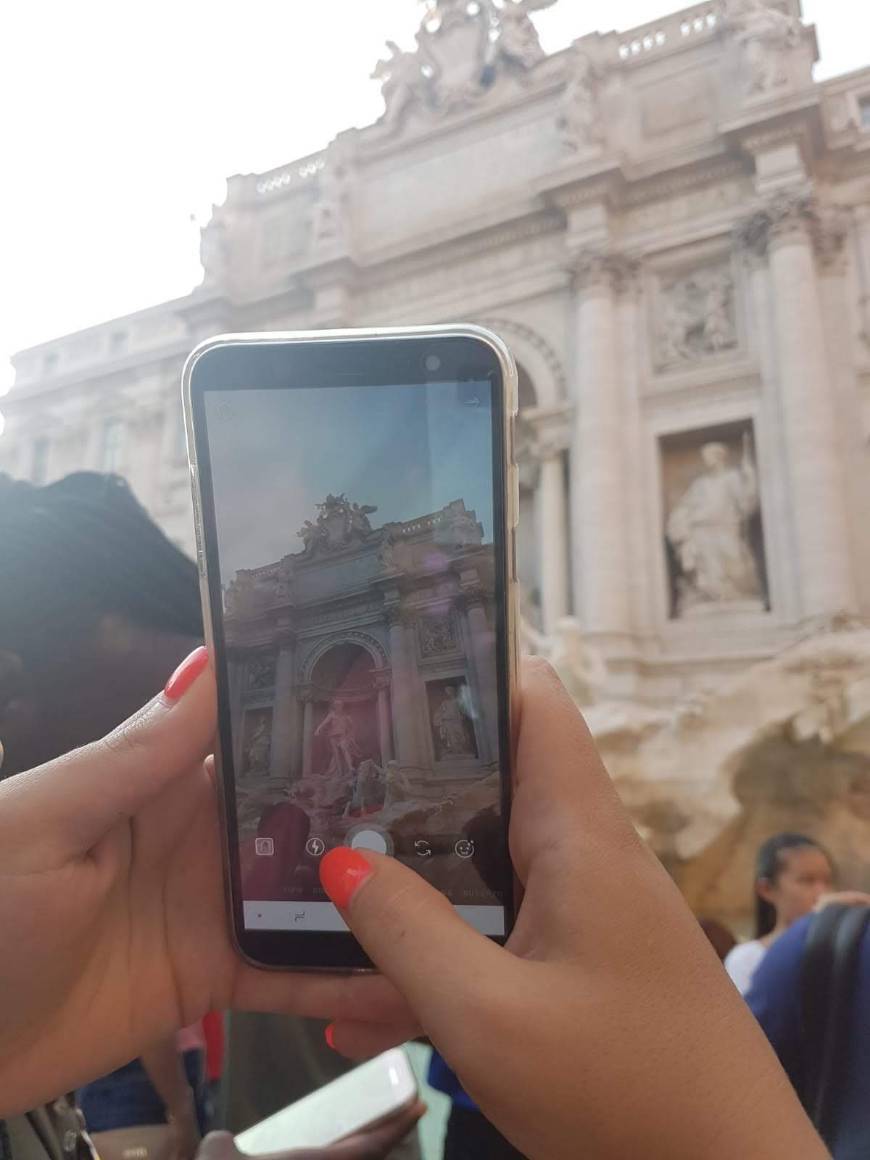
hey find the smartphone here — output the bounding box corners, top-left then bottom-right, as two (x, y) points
(234, 1048), (418, 1152)
(183, 326), (519, 970)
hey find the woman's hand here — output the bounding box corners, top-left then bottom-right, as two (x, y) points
(196, 1101), (424, 1160)
(0, 648), (415, 1116)
(321, 659), (827, 1160)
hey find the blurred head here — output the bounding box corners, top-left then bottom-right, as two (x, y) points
(0, 472), (202, 775)
(753, 832), (834, 938)
(701, 442), (728, 470)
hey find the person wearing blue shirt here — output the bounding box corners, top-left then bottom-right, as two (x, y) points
(746, 910), (870, 1160)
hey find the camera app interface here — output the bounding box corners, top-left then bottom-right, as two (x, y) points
(203, 380), (508, 936)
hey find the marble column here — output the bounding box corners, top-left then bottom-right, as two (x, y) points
(569, 248), (633, 639)
(739, 195), (855, 618)
(301, 694), (314, 779)
(269, 638), (296, 780)
(536, 447), (569, 635)
(461, 587), (499, 763)
(387, 610), (419, 766)
(375, 680), (393, 764)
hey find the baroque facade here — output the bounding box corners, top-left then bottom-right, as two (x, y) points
(4, 0), (870, 927)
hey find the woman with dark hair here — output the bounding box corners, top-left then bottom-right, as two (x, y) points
(724, 832), (834, 995)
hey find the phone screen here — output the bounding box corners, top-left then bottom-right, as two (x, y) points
(188, 334), (514, 965)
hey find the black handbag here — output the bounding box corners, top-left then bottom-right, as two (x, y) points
(799, 902), (870, 1149)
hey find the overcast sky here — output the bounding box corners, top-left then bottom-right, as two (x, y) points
(1, 0), (867, 406)
(206, 381), (494, 577)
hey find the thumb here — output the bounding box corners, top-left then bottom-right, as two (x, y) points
(0, 646), (216, 866)
(319, 847), (505, 1025)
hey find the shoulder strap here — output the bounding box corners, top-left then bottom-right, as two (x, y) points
(799, 904), (845, 1116)
(800, 903), (870, 1143)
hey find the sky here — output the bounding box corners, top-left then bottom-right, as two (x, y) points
(205, 380), (494, 577)
(1, 0), (868, 407)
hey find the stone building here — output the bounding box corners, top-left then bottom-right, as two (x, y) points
(224, 493), (500, 861)
(3, 0), (870, 928)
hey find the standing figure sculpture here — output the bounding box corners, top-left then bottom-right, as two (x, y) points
(372, 40), (428, 129)
(666, 436), (762, 615)
(244, 716), (271, 774)
(433, 686), (474, 758)
(558, 48), (602, 152)
(315, 697), (360, 779)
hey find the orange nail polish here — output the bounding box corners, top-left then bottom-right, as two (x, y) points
(164, 646), (209, 701)
(319, 847), (373, 910)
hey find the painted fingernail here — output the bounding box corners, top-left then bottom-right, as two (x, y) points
(325, 1023), (337, 1051)
(319, 847), (374, 910)
(163, 646), (209, 701)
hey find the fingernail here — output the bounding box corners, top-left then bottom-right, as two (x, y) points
(325, 1023), (337, 1051)
(319, 847), (373, 910)
(163, 646), (209, 701)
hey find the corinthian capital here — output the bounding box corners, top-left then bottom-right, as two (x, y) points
(735, 192), (848, 270)
(569, 247), (640, 294)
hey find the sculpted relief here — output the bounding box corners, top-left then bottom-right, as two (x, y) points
(654, 263), (737, 370)
(662, 423), (768, 619)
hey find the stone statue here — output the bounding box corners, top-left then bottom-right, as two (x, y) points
(345, 758), (386, 816)
(310, 155), (350, 249)
(433, 685), (475, 758)
(371, 40), (428, 129)
(314, 697), (360, 778)
(666, 435), (762, 615)
(244, 717), (271, 774)
(725, 0), (800, 96)
(199, 215), (230, 287)
(297, 495), (378, 555)
(558, 48), (602, 153)
(349, 502), (377, 536)
(487, 0), (557, 72)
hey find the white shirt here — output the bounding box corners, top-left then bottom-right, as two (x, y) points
(724, 939), (767, 995)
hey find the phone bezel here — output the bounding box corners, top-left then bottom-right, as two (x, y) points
(183, 326), (518, 971)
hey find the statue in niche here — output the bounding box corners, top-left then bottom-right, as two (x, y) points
(725, 0), (800, 96)
(372, 40), (429, 129)
(244, 716), (271, 774)
(432, 685), (475, 759)
(666, 435), (762, 616)
(315, 697), (360, 778)
(557, 47), (603, 152)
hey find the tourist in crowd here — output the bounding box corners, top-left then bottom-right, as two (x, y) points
(0, 649), (828, 1158)
(0, 472), (213, 1159)
(724, 833), (834, 995)
(0, 473), (415, 1160)
(746, 900), (870, 1159)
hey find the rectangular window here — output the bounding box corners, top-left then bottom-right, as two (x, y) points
(100, 418), (126, 473)
(860, 97), (870, 130)
(31, 437), (50, 484)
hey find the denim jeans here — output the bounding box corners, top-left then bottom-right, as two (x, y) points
(77, 1050), (207, 1134)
